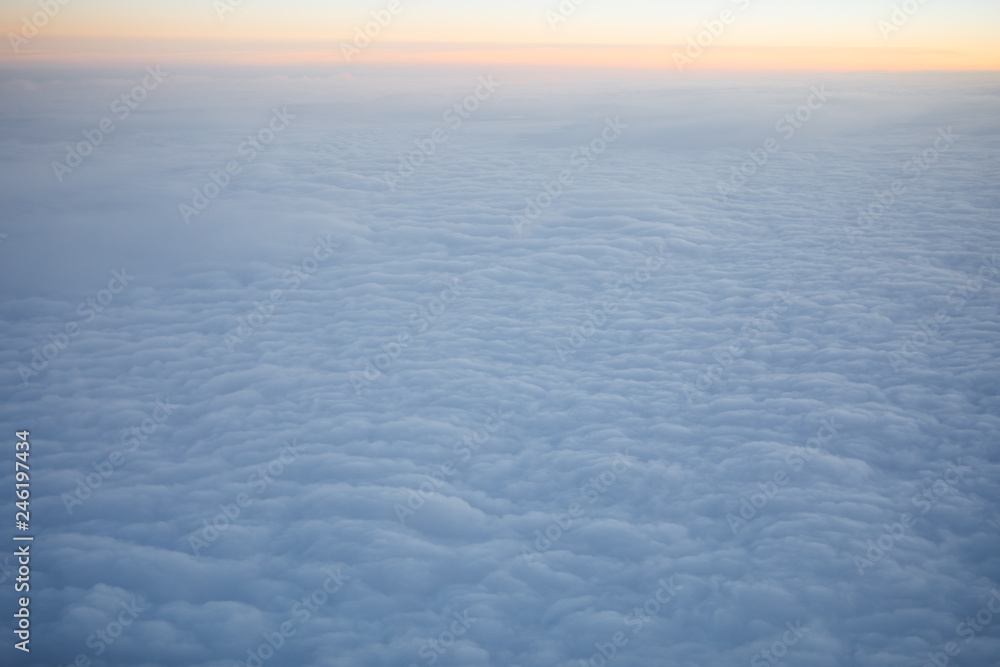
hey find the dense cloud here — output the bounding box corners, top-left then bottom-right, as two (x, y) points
(0, 66), (999, 667)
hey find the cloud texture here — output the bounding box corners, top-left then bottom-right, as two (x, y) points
(0, 66), (999, 667)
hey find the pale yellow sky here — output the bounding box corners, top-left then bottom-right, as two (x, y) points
(1, 0), (998, 69)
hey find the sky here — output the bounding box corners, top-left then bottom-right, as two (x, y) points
(1, 0), (1000, 69)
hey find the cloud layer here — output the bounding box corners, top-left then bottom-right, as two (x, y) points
(1, 66), (999, 667)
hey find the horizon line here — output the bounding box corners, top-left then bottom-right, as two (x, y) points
(2, 40), (998, 71)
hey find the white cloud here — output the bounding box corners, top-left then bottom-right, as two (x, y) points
(0, 67), (999, 667)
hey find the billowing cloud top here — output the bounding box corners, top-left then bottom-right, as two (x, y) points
(0, 66), (999, 667)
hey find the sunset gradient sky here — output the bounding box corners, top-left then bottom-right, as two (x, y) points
(2, 0), (999, 70)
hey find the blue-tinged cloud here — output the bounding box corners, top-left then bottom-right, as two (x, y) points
(0, 67), (999, 667)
